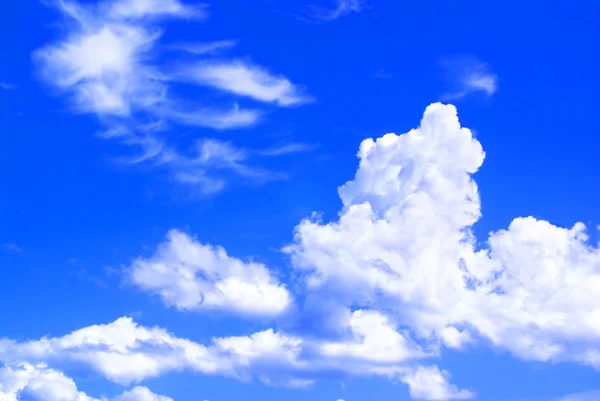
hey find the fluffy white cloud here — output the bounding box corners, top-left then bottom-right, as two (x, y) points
(285, 103), (600, 371)
(0, 317), (304, 386)
(401, 366), (474, 401)
(0, 363), (172, 401)
(0, 314), (469, 397)
(127, 230), (292, 317)
(319, 310), (427, 363)
(182, 61), (312, 106)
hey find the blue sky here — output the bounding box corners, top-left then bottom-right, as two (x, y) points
(0, 0), (599, 400)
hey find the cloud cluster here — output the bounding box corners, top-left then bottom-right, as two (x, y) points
(2, 103), (598, 400)
(0, 314), (466, 399)
(285, 103), (600, 368)
(0, 363), (172, 401)
(34, 0), (312, 194)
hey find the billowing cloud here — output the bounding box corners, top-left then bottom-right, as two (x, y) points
(401, 366), (474, 401)
(319, 310), (427, 363)
(0, 363), (172, 401)
(127, 230), (292, 317)
(0, 314), (470, 397)
(285, 103), (600, 370)
(0, 317), (299, 385)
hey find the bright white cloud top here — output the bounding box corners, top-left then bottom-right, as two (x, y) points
(0, 363), (172, 401)
(1, 102), (598, 400)
(287, 103), (600, 366)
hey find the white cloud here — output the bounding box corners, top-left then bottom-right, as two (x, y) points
(164, 104), (261, 131)
(34, 18), (163, 116)
(285, 102), (600, 371)
(559, 390), (600, 401)
(168, 40), (237, 55)
(401, 366), (474, 401)
(0, 315), (466, 397)
(0, 317), (302, 386)
(1, 244), (22, 253)
(0, 363), (172, 401)
(302, 0), (365, 22)
(34, 0), (310, 194)
(107, 0), (205, 20)
(127, 230), (292, 317)
(182, 61), (312, 106)
(319, 310), (427, 363)
(257, 142), (318, 156)
(441, 57), (497, 100)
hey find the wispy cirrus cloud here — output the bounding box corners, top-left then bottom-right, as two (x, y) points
(168, 39), (237, 55)
(180, 61), (313, 107)
(107, 0), (207, 19)
(34, 0), (312, 195)
(257, 142), (318, 156)
(2, 243), (22, 253)
(298, 0), (366, 23)
(440, 56), (498, 100)
(0, 82), (16, 90)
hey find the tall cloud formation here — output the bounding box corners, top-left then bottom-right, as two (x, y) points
(286, 103), (600, 367)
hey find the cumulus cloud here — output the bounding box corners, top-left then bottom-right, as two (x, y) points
(0, 363), (172, 401)
(319, 310), (427, 363)
(6, 103), (597, 400)
(0, 314), (469, 397)
(127, 230), (292, 317)
(441, 57), (498, 100)
(0, 317), (299, 385)
(181, 61), (312, 106)
(401, 366), (474, 401)
(285, 103), (600, 371)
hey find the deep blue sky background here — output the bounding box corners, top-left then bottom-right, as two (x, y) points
(0, 0), (599, 400)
